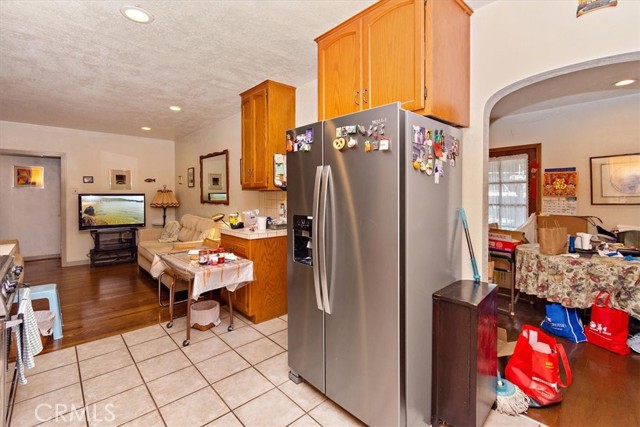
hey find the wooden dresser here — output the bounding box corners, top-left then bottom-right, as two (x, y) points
(220, 229), (287, 323)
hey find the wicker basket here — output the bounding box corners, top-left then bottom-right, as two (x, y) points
(190, 300), (221, 331)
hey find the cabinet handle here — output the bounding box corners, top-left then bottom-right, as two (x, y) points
(354, 90), (360, 106)
(363, 89), (368, 104)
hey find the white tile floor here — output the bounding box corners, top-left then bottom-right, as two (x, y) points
(12, 309), (543, 427)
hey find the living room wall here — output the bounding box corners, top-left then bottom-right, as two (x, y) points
(490, 94), (640, 231)
(0, 121), (175, 265)
(463, 0), (640, 280)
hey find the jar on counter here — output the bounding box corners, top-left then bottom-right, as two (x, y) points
(198, 249), (209, 265)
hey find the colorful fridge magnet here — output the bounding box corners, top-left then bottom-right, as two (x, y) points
(345, 125), (357, 134)
(413, 125), (425, 145)
(306, 129), (314, 144)
(347, 137), (358, 148)
(364, 140), (371, 152)
(426, 155), (434, 176)
(380, 123), (385, 135)
(336, 128), (343, 138)
(358, 124), (367, 136)
(379, 137), (390, 151)
(286, 131), (295, 152)
(371, 140), (379, 151)
(333, 138), (346, 150)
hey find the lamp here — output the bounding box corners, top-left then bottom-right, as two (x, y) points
(150, 185), (180, 227)
(211, 213), (230, 227)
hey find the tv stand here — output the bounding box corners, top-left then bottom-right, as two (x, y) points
(89, 228), (137, 266)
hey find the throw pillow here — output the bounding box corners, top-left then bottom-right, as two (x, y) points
(159, 220), (181, 243)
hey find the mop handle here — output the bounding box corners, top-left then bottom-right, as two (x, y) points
(459, 208), (481, 283)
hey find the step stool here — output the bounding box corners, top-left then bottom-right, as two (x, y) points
(14, 284), (63, 340)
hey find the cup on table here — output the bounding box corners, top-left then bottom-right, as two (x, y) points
(257, 216), (267, 231)
(218, 252), (226, 263)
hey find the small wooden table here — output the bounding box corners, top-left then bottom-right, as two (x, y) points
(150, 251), (254, 346)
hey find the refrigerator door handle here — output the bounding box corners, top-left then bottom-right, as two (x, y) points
(311, 166), (324, 311)
(319, 165), (332, 314)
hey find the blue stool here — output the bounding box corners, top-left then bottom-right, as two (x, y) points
(14, 284), (63, 340)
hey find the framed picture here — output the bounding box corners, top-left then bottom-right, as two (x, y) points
(590, 153), (640, 205)
(187, 167), (195, 188)
(14, 165), (44, 188)
(208, 172), (225, 192)
(83, 176), (94, 184)
(110, 169), (131, 190)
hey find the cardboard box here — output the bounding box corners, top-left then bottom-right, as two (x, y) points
(489, 228), (526, 253)
(537, 214), (589, 236)
(498, 327), (517, 358)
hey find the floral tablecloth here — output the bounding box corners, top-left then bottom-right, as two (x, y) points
(515, 244), (640, 320)
(150, 251), (254, 300)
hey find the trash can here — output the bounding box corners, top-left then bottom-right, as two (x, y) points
(190, 300), (221, 331)
(34, 310), (55, 336)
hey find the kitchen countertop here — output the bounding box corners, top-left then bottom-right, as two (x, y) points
(220, 227), (287, 240)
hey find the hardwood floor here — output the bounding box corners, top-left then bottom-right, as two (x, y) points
(23, 258), (189, 353)
(498, 295), (640, 427)
(22, 259), (640, 426)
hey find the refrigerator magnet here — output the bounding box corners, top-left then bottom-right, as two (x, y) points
(347, 137), (358, 149)
(371, 140), (379, 151)
(306, 129), (314, 143)
(345, 125), (357, 134)
(379, 137), (390, 151)
(426, 155), (434, 176)
(380, 123), (385, 135)
(336, 128), (343, 138)
(333, 138), (346, 150)
(358, 124), (367, 136)
(364, 140), (371, 152)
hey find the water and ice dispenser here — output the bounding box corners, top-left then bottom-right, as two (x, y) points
(293, 215), (313, 266)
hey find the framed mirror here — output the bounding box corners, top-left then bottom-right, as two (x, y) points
(200, 150), (229, 205)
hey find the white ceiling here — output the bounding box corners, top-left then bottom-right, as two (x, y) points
(6, 0), (635, 141)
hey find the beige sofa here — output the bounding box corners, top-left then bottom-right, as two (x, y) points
(137, 214), (221, 289)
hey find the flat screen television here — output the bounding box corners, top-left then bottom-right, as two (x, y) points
(79, 193), (146, 230)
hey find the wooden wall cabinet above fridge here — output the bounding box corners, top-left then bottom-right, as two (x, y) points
(240, 80), (295, 190)
(316, 0), (471, 127)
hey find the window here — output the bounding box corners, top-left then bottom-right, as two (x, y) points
(489, 144), (541, 230)
(488, 154), (529, 230)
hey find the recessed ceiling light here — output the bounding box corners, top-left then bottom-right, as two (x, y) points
(121, 6), (154, 24)
(169, 106), (182, 112)
(141, 126), (151, 131)
(613, 79), (636, 87)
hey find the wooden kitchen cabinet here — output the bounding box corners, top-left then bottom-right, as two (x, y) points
(240, 80), (295, 190)
(316, 0), (471, 127)
(220, 233), (287, 323)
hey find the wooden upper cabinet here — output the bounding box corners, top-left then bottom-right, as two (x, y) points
(240, 80), (295, 190)
(317, 19), (362, 120)
(316, 0), (471, 127)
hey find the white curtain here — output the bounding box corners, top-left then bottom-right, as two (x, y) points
(488, 154), (528, 230)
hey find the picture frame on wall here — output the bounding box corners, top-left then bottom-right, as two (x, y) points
(13, 165), (44, 188)
(590, 153), (640, 205)
(110, 169), (131, 190)
(187, 167), (195, 188)
(208, 172), (225, 192)
(83, 176), (94, 184)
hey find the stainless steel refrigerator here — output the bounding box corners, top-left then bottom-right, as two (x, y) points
(287, 103), (462, 427)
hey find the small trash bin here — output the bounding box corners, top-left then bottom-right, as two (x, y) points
(34, 310), (54, 336)
(190, 300), (221, 331)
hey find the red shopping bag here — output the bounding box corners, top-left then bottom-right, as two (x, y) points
(505, 325), (572, 407)
(585, 291), (630, 355)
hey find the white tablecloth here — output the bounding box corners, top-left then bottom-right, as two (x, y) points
(150, 251), (254, 300)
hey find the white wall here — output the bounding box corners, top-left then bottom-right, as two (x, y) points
(175, 78), (319, 221)
(0, 154), (61, 258)
(490, 94), (640, 230)
(465, 0), (640, 279)
(0, 121), (175, 266)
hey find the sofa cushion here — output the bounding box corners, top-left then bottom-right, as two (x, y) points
(138, 240), (174, 263)
(177, 214), (216, 242)
(159, 220), (181, 243)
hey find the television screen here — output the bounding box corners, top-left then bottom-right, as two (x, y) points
(79, 193), (146, 230)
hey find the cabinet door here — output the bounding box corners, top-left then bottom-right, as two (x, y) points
(317, 19), (362, 120)
(251, 88), (268, 188)
(363, 0), (424, 112)
(240, 95), (253, 188)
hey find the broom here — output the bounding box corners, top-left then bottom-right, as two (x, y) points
(496, 371), (530, 415)
(458, 208), (480, 283)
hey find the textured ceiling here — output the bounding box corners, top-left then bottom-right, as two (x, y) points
(0, 0), (378, 140)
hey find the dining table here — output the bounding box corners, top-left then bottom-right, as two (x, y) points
(515, 243), (640, 320)
(150, 249), (254, 346)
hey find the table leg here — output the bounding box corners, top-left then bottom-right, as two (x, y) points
(227, 290), (235, 332)
(166, 275), (175, 329)
(183, 278), (192, 347)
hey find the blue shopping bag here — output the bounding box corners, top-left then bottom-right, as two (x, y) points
(540, 303), (587, 343)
